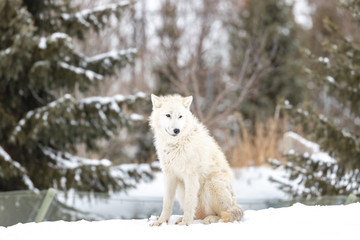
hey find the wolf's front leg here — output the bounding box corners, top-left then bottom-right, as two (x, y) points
(178, 176), (200, 226)
(151, 173), (177, 226)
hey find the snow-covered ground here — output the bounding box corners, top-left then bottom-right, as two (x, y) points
(2, 161), (359, 239)
(2, 132), (358, 238)
(55, 166), (289, 220)
(1, 203), (359, 240)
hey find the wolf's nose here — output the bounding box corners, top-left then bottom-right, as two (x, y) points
(173, 128), (180, 135)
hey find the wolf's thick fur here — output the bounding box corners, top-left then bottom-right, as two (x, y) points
(149, 94), (243, 226)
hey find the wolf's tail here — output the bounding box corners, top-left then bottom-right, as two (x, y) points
(221, 204), (244, 222)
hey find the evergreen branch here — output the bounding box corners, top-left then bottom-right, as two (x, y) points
(276, 3), (360, 198)
(313, 23), (360, 115)
(86, 48), (137, 76)
(109, 163), (154, 190)
(35, 32), (73, 57)
(57, 61), (104, 89)
(0, 48), (11, 57)
(32, 34), (136, 92)
(40, 146), (153, 192)
(10, 92), (147, 151)
(283, 103), (360, 170)
(0, 146), (36, 191)
(315, 41), (360, 115)
(267, 159), (303, 196)
(0, 16), (37, 83)
(269, 152), (360, 197)
(340, 0), (360, 24)
(1, 0), (147, 192)
(40, 146), (112, 169)
(320, 74), (360, 110)
(0, 106), (16, 144)
(30, 32), (103, 93)
(59, 1), (134, 38)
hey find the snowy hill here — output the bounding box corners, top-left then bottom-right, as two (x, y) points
(1, 203), (359, 240)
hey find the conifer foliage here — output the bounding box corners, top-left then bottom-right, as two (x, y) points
(0, 0), (151, 192)
(270, 0), (360, 197)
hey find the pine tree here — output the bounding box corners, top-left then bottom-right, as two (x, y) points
(269, 0), (360, 197)
(227, 0), (305, 121)
(0, 0), (153, 192)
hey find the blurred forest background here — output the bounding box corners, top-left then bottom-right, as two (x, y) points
(0, 0), (359, 197)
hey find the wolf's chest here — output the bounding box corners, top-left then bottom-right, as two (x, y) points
(161, 143), (186, 161)
(158, 142), (194, 172)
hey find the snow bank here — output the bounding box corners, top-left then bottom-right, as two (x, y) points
(283, 131), (336, 163)
(1, 203), (359, 240)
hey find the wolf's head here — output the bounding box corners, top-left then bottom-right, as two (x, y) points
(150, 94), (193, 137)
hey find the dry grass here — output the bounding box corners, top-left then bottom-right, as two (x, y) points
(228, 107), (285, 167)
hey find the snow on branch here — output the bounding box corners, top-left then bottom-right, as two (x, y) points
(10, 92), (147, 150)
(10, 94), (73, 140)
(35, 35), (135, 91)
(269, 151), (360, 197)
(79, 92), (147, 121)
(270, 131), (360, 197)
(32, 32), (108, 93)
(0, 47), (11, 56)
(281, 101), (360, 169)
(79, 91), (146, 110)
(74, 1), (132, 19)
(41, 146), (153, 192)
(87, 49), (137, 63)
(110, 163), (154, 189)
(283, 131), (336, 164)
(0, 48), (13, 82)
(60, 1), (133, 32)
(41, 146), (112, 169)
(38, 32), (72, 50)
(86, 48), (137, 76)
(58, 61), (103, 82)
(0, 146), (36, 191)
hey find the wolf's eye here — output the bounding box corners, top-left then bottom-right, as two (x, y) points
(179, 115), (182, 119)
(166, 114), (171, 118)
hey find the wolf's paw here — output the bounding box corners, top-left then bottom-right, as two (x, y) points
(149, 216), (168, 227)
(203, 215), (221, 224)
(174, 217), (183, 225)
(150, 220), (165, 227)
(176, 217), (192, 226)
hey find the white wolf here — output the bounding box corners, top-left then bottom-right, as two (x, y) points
(149, 94), (243, 226)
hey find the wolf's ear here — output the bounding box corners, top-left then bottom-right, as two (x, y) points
(151, 94), (162, 109)
(183, 96), (193, 110)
